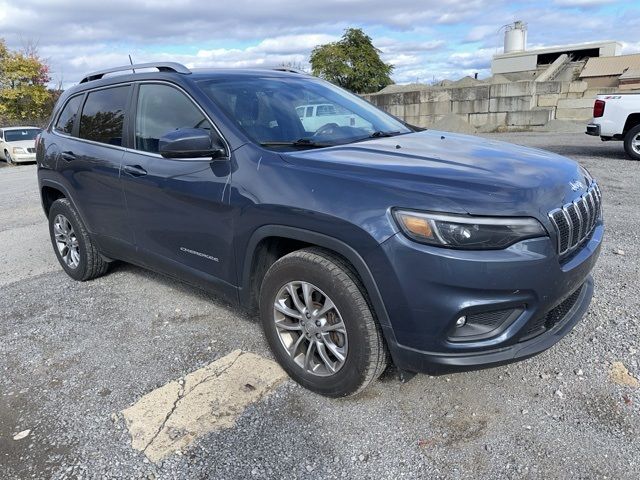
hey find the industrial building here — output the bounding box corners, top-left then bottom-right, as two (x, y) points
(491, 21), (637, 90)
(363, 21), (638, 133)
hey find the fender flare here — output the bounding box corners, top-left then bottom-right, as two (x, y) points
(240, 225), (394, 331)
(39, 178), (88, 227)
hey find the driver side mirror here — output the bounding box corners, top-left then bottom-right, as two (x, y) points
(158, 128), (226, 159)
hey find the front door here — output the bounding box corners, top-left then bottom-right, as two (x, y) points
(120, 82), (235, 297)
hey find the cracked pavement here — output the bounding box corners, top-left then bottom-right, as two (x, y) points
(1, 132), (639, 479)
(122, 350), (286, 462)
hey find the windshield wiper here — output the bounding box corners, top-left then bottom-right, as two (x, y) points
(368, 130), (402, 138)
(260, 138), (333, 149)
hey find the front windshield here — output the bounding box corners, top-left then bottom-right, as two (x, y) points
(198, 76), (411, 149)
(4, 128), (41, 142)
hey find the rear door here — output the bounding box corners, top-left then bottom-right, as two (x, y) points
(120, 82), (235, 296)
(58, 85), (134, 249)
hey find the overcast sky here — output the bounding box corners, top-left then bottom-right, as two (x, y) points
(1, 0), (638, 88)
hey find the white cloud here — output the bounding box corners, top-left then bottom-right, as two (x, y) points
(1, 0), (636, 88)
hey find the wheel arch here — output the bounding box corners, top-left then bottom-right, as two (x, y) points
(623, 113), (640, 135)
(39, 179), (86, 224)
(240, 226), (394, 333)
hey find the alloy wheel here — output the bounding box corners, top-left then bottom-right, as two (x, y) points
(53, 214), (81, 269)
(273, 281), (348, 376)
(633, 133), (640, 155)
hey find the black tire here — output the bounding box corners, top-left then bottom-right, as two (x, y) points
(623, 124), (640, 161)
(259, 248), (388, 397)
(4, 150), (13, 165)
(48, 198), (110, 281)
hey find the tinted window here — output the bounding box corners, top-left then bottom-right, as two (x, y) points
(135, 84), (211, 154)
(79, 86), (130, 146)
(4, 128), (41, 142)
(55, 95), (83, 135)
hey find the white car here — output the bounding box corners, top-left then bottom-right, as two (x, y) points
(0, 126), (42, 164)
(586, 93), (640, 160)
(296, 103), (372, 132)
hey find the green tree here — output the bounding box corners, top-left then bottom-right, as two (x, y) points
(0, 39), (53, 121)
(310, 28), (394, 94)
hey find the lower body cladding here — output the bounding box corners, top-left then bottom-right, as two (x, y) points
(372, 222), (603, 374)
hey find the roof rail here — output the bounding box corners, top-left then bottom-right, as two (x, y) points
(270, 67), (309, 75)
(79, 62), (191, 84)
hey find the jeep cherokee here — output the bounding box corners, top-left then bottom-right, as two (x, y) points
(37, 63), (603, 397)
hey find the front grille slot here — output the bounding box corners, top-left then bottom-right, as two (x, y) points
(548, 182), (601, 256)
(27, 147), (36, 153)
(520, 284), (584, 341)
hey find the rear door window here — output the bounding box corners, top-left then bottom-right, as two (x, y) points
(54, 95), (83, 135)
(78, 86), (130, 146)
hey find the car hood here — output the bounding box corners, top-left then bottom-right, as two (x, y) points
(281, 130), (591, 217)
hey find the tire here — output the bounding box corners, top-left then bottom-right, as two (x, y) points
(4, 150), (13, 165)
(48, 198), (110, 281)
(259, 248), (388, 397)
(623, 124), (640, 161)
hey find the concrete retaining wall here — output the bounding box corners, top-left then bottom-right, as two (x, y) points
(362, 80), (623, 131)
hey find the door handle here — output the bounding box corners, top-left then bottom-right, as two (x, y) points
(61, 151), (76, 161)
(123, 164), (148, 177)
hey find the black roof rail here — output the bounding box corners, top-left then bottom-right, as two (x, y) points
(79, 62), (191, 83)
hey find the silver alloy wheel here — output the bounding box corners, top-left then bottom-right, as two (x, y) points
(53, 214), (81, 269)
(633, 133), (640, 155)
(273, 281), (348, 377)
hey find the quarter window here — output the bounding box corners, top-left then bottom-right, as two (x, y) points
(54, 95), (83, 135)
(78, 86), (130, 146)
(135, 84), (211, 154)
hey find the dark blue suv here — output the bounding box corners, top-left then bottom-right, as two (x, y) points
(37, 62), (603, 396)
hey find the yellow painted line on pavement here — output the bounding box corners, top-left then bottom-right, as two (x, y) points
(122, 350), (288, 463)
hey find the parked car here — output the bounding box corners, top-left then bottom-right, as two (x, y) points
(37, 63), (603, 397)
(0, 126), (41, 164)
(586, 93), (640, 160)
(296, 103), (371, 132)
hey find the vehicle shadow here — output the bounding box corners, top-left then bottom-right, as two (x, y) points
(107, 260), (256, 320)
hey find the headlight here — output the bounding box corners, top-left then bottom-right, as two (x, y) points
(12, 147), (27, 154)
(393, 210), (547, 249)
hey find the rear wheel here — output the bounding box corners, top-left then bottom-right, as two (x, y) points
(48, 198), (110, 281)
(259, 248), (388, 397)
(623, 124), (640, 161)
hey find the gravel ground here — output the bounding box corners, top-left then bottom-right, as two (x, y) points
(1, 132), (639, 479)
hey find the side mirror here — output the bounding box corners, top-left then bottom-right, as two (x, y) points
(158, 128), (226, 159)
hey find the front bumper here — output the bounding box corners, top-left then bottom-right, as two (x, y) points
(11, 153), (37, 163)
(585, 124), (600, 136)
(372, 222), (603, 374)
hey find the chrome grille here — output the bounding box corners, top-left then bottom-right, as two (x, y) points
(548, 182), (601, 256)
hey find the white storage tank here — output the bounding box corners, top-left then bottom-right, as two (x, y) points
(504, 21), (527, 54)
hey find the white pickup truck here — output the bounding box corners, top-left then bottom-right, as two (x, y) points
(586, 93), (640, 160)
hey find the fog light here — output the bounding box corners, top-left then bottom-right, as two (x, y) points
(455, 316), (467, 327)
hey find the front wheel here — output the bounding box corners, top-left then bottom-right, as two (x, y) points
(4, 150), (13, 165)
(623, 124), (640, 161)
(259, 248), (388, 397)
